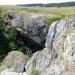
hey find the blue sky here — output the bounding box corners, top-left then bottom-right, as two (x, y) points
(0, 0), (75, 5)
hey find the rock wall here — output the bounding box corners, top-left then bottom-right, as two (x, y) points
(3, 10), (75, 75)
(26, 16), (75, 75)
(4, 10), (49, 46)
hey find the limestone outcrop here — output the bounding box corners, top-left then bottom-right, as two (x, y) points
(4, 10), (49, 48)
(2, 10), (75, 75)
(26, 16), (75, 75)
(0, 51), (29, 73)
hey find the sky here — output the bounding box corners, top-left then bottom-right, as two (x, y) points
(0, 0), (75, 5)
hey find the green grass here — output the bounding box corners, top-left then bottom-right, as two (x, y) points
(47, 15), (64, 26)
(1, 6), (75, 15)
(0, 6), (75, 17)
(29, 69), (41, 75)
(1, 6), (75, 26)
(0, 6), (75, 26)
(21, 7), (75, 15)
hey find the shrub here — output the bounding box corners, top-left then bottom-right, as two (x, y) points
(0, 9), (29, 62)
(0, 9), (9, 62)
(48, 15), (64, 26)
(4, 27), (28, 53)
(29, 69), (41, 75)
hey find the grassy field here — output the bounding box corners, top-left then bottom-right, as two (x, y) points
(0, 5), (75, 25)
(1, 6), (75, 17)
(0, 5), (75, 15)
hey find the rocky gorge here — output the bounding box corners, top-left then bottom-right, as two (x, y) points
(0, 10), (75, 75)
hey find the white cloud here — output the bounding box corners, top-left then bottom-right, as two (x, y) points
(0, 0), (75, 5)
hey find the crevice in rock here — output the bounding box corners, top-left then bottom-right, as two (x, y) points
(17, 31), (45, 54)
(50, 21), (59, 51)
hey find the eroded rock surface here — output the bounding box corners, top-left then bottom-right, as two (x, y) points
(0, 69), (27, 75)
(4, 10), (49, 47)
(26, 16), (75, 75)
(0, 51), (29, 73)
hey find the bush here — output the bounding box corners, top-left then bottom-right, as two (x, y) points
(3, 27), (28, 53)
(48, 15), (64, 26)
(0, 10), (9, 61)
(0, 9), (29, 62)
(29, 69), (41, 75)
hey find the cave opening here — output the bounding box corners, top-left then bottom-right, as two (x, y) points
(17, 31), (45, 54)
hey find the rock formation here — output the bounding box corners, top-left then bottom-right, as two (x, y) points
(26, 16), (75, 75)
(0, 51), (29, 73)
(0, 69), (27, 75)
(2, 10), (75, 75)
(4, 10), (49, 52)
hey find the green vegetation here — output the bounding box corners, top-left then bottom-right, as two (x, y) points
(29, 69), (41, 75)
(1, 5), (75, 15)
(19, 2), (75, 7)
(0, 4), (75, 63)
(1, 6), (75, 24)
(19, 7), (75, 16)
(47, 15), (64, 26)
(0, 10), (8, 61)
(0, 9), (28, 62)
(4, 27), (27, 52)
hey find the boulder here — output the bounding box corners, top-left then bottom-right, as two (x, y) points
(4, 10), (49, 47)
(0, 69), (27, 75)
(61, 33), (75, 75)
(0, 51), (29, 73)
(26, 16), (75, 75)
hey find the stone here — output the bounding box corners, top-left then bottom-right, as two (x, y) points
(4, 10), (49, 47)
(0, 51), (29, 73)
(26, 16), (75, 75)
(0, 69), (27, 75)
(61, 33), (75, 75)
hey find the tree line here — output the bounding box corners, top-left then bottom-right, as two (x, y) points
(18, 2), (75, 7)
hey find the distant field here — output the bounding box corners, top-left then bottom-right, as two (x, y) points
(23, 6), (75, 15)
(0, 5), (75, 15)
(0, 5), (75, 25)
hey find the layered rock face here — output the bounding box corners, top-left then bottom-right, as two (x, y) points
(26, 16), (75, 75)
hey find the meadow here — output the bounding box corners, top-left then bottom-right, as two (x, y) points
(0, 5), (75, 15)
(1, 5), (75, 25)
